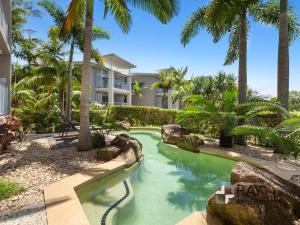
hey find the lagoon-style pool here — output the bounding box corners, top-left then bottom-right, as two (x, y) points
(76, 132), (236, 225)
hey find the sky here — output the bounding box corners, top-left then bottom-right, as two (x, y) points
(25, 0), (300, 97)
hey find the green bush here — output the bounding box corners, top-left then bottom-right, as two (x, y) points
(109, 106), (179, 126)
(72, 110), (107, 125)
(0, 177), (24, 200)
(91, 131), (106, 147)
(12, 107), (60, 133)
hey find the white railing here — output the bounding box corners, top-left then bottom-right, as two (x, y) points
(0, 1), (8, 42)
(114, 79), (130, 90)
(0, 78), (8, 115)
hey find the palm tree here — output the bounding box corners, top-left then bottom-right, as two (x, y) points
(39, 0), (110, 120)
(177, 89), (289, 148)
(169, 66), (188, 106)
(61, 0), (179, 151)
(132, 81), (145, 105)
(277, 0), (289, 110)
(151, 70), (173, 109)
(181, 0), (299, 106)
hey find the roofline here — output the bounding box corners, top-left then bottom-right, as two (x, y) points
(102, 53), (136, 69)
(131, 72), (160, 78)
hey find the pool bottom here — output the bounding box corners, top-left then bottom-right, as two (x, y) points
(77, 132), (236, 225)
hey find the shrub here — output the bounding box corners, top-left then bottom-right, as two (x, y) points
(109, 106), (179, 126)
(72, 110), (106, 125)
(0, 177), (24, 200)
(91, 131), (106, 148)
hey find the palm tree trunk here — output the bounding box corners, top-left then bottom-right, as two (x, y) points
(238, 10), (247, 104)
(66, 38), (75, 121)
(78, 8), (93, 151)
(236, 10), (248, 146)
(277, 0), (289, 110)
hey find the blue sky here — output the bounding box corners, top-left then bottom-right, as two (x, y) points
(25, 0), (300, 96)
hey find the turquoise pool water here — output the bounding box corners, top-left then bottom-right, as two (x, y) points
(77, 132), (236, 225)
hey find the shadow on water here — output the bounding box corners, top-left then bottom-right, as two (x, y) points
(157, 142), (236, 211)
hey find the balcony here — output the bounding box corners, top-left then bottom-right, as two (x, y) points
(114, 79), (130, 91)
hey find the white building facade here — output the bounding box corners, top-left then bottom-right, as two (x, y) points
(75, 54), (135, 106)
(0, 0), (11, 115)
(78, 54), (179, 109)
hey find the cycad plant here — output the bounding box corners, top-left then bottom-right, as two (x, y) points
(61, 0), (179, 151)
(177, 89), (289, 148)
(231, 117), (300, 156)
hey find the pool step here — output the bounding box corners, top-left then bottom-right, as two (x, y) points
(176, 211), (223, 225)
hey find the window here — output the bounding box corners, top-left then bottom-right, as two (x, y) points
(124, 95), (127, 103)
(0, 78), (8, 115)
(102, 95), (108, 103)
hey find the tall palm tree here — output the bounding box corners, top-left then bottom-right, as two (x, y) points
(181, 0), (299, 106)
(39, 0), (110, 120)
(151, 70), (173, 108)
(61, 0), (179, 150)
(277, 0), (289, 110)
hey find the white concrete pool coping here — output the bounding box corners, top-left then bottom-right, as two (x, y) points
(44, 128), (300, 225)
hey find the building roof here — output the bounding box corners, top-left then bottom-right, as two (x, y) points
(131, 72), (159, 78)
(102, 54), (136, 69)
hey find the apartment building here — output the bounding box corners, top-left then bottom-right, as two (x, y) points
(0, 0), (11, 115)
(77, 54), (179, 109)
(75, 54), (135, 106)
(132, 73), (179, 109)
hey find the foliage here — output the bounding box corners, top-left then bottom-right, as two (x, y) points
(132, 80), (145, 97)
(0, 177), (24, 201)
(289, 91), (300, 111)
(91, 131), (106, 148)
(181, 0), (299, 66)
(109, 106), (179, 126)
(72, 110), (106, 126)
(177, 89), (289, 147)
(231, 123), (300, 157)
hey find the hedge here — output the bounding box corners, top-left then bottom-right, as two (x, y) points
(72, 109), (107, 125)
(72, 106), (179, 126)
(109, 106), (179, 126)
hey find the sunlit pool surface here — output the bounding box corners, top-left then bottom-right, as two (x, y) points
(76, 132), (236, 225)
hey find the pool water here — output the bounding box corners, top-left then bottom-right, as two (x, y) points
(77, 132), (236, 225)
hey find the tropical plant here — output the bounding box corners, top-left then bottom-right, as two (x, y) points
(177, 89), (289, 148)
(61, 0), (179, 151)
(169, 66), (189, 105)
(181, 0), (299, 106)
(12, 0), (41, 57)
(191, 72), (236, 103)
(39, 0), (110, 120)
(132, 80), (145, 106)
(231, 117), (300, 156)
(289, 91), (300, 112)
(151, 70), (173, 108)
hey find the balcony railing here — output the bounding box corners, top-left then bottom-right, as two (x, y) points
(114, 79), (130, 90)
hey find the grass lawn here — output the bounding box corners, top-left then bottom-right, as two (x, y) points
(0, 177), (24, 201)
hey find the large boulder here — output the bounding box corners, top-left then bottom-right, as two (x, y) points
(97, 146), (122, 161)
(111, 134), (143, 167)
(161, 124), (204, 152)
(207, 162), (300, 225)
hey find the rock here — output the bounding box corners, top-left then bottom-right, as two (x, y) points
(97, 146), (122, 161)
(161, 124), (204, 152)
(207, 162), (300, 225)
(115, 121), (131, 131)
(111, 134), (143, 167)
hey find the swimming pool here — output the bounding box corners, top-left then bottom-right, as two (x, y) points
(76, 132), (236, 225)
